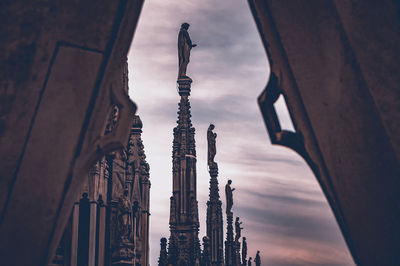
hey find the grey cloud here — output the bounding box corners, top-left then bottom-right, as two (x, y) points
(141, 93), (260, 129)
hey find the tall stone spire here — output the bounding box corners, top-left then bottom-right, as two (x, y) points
(206, 125), (224, 266)
(225, 180), (236, 266)
(158, 238), (168, 266)
(167, 77), (201, 265)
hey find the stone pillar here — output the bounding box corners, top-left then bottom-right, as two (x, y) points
(158, 237), (168, 266)
(97, 198), (106, 266)
(206, 140), (224, 266)
(71, 203), (79, 266)
(241, 237), (247, 266)
(225, 212), (235, 266)
(234, 241), (241, 266)
(77, 193), (90, 266)
(88, 201), (98, 266)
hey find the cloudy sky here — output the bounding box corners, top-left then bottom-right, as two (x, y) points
(128, 1), (354, 265)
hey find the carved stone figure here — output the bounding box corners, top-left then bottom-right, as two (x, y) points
(225, 179), (235, 214)
(105, 105), (119, 134)
(207, 124), (217, 168)
(255, 251), (261, 266)
(119, 189), (132, 241)
(234, 217), (243, 242)
(178, 22), (197, 78)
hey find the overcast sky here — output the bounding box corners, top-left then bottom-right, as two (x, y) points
(128, 1), (354, 265)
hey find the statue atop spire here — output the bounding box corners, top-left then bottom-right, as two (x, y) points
(206, 125), (224, 265)
(225, 179), (235, 214)
(234, 217), (243, 242)
(207, 124), (217, 169)
(178, 22), (197, 79)
(164, 25), (201, 265)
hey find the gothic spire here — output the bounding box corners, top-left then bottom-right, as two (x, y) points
(206, 124), (224, 265)
(166, 76), (201, 265)
(158, 238), (168, 266)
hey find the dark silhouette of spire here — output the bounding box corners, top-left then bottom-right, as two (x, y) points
(254, 251), (261, 266)
(158, 238), (168, 266)
(166, 77), (201, 265)
(242, 237), (247, 265)
(201, 236), (211, 266)
(206, 124), (224, 266)
(225, 179), (236, 266)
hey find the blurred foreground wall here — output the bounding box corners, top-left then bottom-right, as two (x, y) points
(249, 1), (400, 265)
(0, 1), (143, 265)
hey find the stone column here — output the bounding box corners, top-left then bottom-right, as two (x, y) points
(70, 203), (79, 266)
(225, 212), (235, 266)
(88, 201), (98, 266)
(234, 241), (241, 266)
(206, 157), (224, 265)
(97, 198), (106, 266)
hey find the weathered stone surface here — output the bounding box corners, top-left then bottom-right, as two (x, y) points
(249, 0), (400, 265)
(0, 2), (143, 264)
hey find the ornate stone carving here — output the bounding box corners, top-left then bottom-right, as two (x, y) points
(178, 23), (197, 78)
(205, 125), (224, 266)
(170, 197), (177, 224)
(118, 189), (133, 242)
(201, 236), (211, 266)
(235, 217), (243, 242)
(225, 179), (235, 214)
(191, 197), (199, 225)
(105, 105), (120, 135)
(162, 44), (201, 266)
(225, 212), (235, 266)
(207, 124), (217, 169)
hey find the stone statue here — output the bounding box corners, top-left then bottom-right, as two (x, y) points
(248, 257), (252, 266)
(255, 251), (261, 266)
(234, 217), (243, 242)
(225, 179), (235, 214)
(178, 22), (197, 78)
(119, 189), (132, 241)
(242, 237), (247, 265)
(207, 124), (217, 168)
(105, 105), (119, 134)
